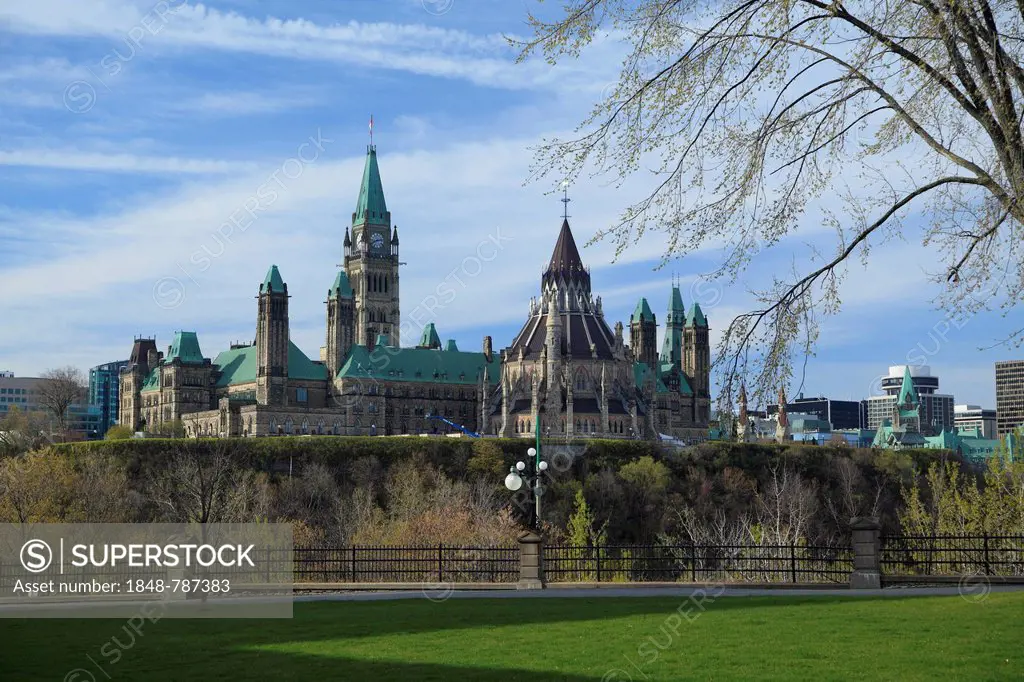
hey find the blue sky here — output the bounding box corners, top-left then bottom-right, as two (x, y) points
(0, 0), (1017, 409)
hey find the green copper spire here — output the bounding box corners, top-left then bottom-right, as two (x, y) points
(418, 323), (442, 349)
(686, 302), (708, 327)
(262, 265), (285, 293)
(328, 270), (354, 299)
(353, 146), (389, 226)
(631, 298), (655, 323)
(660, 286), (685, 367)
(667, 286), (686, 325)
(897, 366), (919, 408)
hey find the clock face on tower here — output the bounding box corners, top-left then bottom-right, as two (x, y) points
(370, 232), (385, 250)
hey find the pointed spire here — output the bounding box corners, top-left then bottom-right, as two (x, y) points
(344, 228), (351, 247)
(738, 383), (749, 426)
(329, 270), (353, 299)
(391, 226), (399, 244)
(353, 145), (389, 226)
(543, 218), (590, 293)
(261, 265), (286, 293)
(687, 302), (708, 327)
(898, 366), (919, 408)
(631, 298), (655, 323)
(777, 385), (788, 428)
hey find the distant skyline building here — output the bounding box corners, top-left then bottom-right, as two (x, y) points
(0, 374), (100, 440)
(995, 360), (1024, 436)
(954, 404), (997, 440)
(864, 365), (954, 435)
(766, 394), (862, 430)
(89, 360), (129, 436)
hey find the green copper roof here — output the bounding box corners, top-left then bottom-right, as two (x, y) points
(140, 368), (160, 393)
(687, 302), (708, 327)
(212, 341), (327, 388)
(897, 366), (919, 409)
(354, 146), (389, 226)
(660, 326), (683, 367)
(337, 344), (499, 385)
(262, 265), (285, 293)
(167, 331), (205, 365)
(633, 361), (669, 394)
(419, 323), (442, 349)
(329, 270), (354, 299)
(670, 286), (685, 311)
(631, 298), (655, 323)
(445, 339), (459, 352)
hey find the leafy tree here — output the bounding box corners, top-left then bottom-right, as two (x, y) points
(0, 406), (53, 457)
(618, 456), (671, 541)
(518, 0), (1024, 403)
(154, 419), (185, 439)
(104, 425), (134, 440)
(467, 439), (507, 479)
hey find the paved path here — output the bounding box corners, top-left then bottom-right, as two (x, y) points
(294, 584), (1024, 602)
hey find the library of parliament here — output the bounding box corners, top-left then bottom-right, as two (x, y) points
(119, 143), (712, 441)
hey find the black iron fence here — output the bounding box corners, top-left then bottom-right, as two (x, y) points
(880, 535), (1024, 577)
(544, 544), (852, 583)
(293, 545), (519, 583)
(4, 535), (1021, 589)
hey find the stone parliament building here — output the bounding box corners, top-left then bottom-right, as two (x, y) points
(119, 144), (712, 440)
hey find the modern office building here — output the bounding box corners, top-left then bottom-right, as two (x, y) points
(863, 365), (954, 435)
(766, 394), (862, 429)
(995, 360), (1024, 436)
(0, 374), (98, 440)
(89, 360), (129, 436)
(954, 404), (997, 440)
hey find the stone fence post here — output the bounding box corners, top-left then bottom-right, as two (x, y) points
(517, 532), (545, 590)
(849, 517), (881, 589)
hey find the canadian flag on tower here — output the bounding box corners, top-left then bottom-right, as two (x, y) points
(369, 114), (374, 145)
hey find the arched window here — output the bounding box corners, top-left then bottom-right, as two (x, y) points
(575, 419), (581, 432)
(269, 417), (277, 434)
(301, 419), (309, 435)
(333, 421), (341, 435)
(526, 419), (531, 433)
(285, 418), (293, 435)
(590, 419), (596, 433)
(317, 419), (324, 435)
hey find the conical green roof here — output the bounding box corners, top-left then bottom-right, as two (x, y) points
(419, 323), (442, 349)
(262, 265), (285, 293)
(897, 366), (919, 408)
(353, 146), (389, 226)
(687, 302), (708, 327)
(329, 270), (353, 299)
(631, 298), (655, 323)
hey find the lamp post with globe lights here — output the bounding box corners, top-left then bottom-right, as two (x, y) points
(504, 447), (548, 530)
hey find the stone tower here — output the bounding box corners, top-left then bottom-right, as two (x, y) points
(737, 382), (751, 442)
(345, 145), (401, 348)
(325, 269), (355, 380)
(629, 297), (658, 367)
(256, 265), (289, 407)
(683, 301), (711, 422)
(119, 337), (159, 430)
(775, 385), (791, 443)
(660, 286), (686, 372)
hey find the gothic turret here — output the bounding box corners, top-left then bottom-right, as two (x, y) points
(256, 265), (289, 406)
(630, 297), (658, 368)
(326, 270), (355, 381)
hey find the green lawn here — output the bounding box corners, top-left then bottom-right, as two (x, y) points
(1, 592), (1021, 681)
